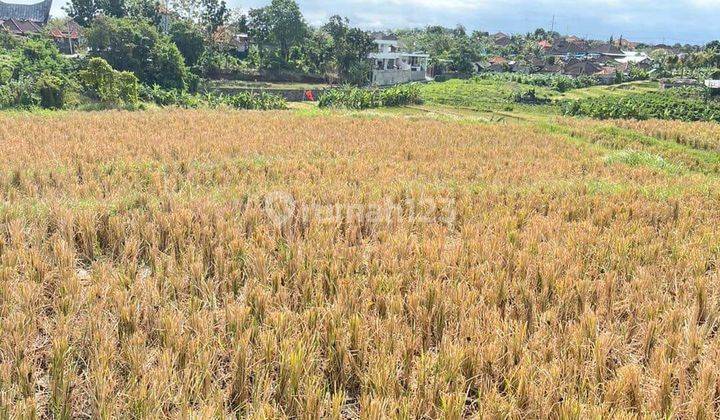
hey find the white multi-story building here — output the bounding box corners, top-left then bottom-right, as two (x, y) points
(368, 35), (430, 86)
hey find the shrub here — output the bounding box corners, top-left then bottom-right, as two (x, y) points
(196, 49), (247, 79)
(0, 77), (40, 109)
(561, 92), (720, 122)
(221, 91), (288, 110)
(79, 58), (116, 102)
(139, 86), (287, 110)
(510, 88), (549, 104)
(319, 86), (378, 109)
(380, 84), (422, 107)
(116, 71), (140, 105)
(0, 54), (18, 85)
(140, 85), (205, 108)
(319, 84), (422, 109)
(147, 40), (188, 90)
(79, 57), (140, 106)
(0, 36), (74, 109)
(36, 73), (65, 109)
(473, 73), (599, 92)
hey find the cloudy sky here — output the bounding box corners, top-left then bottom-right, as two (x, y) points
(49, 0), (719, 44)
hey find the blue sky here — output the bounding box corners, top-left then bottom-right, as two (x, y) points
(48, 0), (719, 45)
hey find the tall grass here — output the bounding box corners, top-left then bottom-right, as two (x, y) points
(0, 110), (719, 417)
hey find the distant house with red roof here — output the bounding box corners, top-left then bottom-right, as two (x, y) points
(49, 20), (82, 54)
(488, 56), (508, 65)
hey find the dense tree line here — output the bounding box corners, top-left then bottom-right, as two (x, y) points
(63, 0), (375, 84)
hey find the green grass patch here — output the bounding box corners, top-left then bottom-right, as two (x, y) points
(603, 150), (684, 173)
(418, 78), (557, 113)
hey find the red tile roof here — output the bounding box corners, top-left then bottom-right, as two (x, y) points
(488, 56), (509, 65)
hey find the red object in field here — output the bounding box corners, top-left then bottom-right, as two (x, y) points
(305, 90), (315, 101)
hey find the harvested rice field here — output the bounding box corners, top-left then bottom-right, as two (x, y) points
(2, 109), (720, 418)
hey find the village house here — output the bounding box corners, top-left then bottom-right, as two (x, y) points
(368, 34), (429, 86)
(491, 32), (512, 47)
(49, 20), (82, 54)
(539, 64), (563, 74)
(537, 40), (552, 51)
(594, 66), (621, 84)
(590, 54), (617, 65)
(563, 60), (603, 77)
(588, 43), (624, 59)
(485, 55), (510, 72)
(0, 0), (52, 36)
(548, 38), (591, 59)
(616, 51), (652, 69)
(213, 26), (251, 58)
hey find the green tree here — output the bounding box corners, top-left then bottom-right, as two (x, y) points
(64, 0), (127, 26)
(228, 11), (248, 34)
(168, 0), (198, 19)
(170, 20), (205, 66)
(148, 39), (187, 89)
(201, 0), (229, 34)
(290, 29), (331, 75)
(99, 0), (127, 18)
(64, 0), (97, 26)
(87, 16), (188, 89)
(322, 15), (373, 83)
(248, 0), (307, 65)
(15, 38), (73, 80)
(125, 0), (163, 25)
(446, 37), (477, 73)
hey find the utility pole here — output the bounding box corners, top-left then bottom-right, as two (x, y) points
(551, 15), (555, 33)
